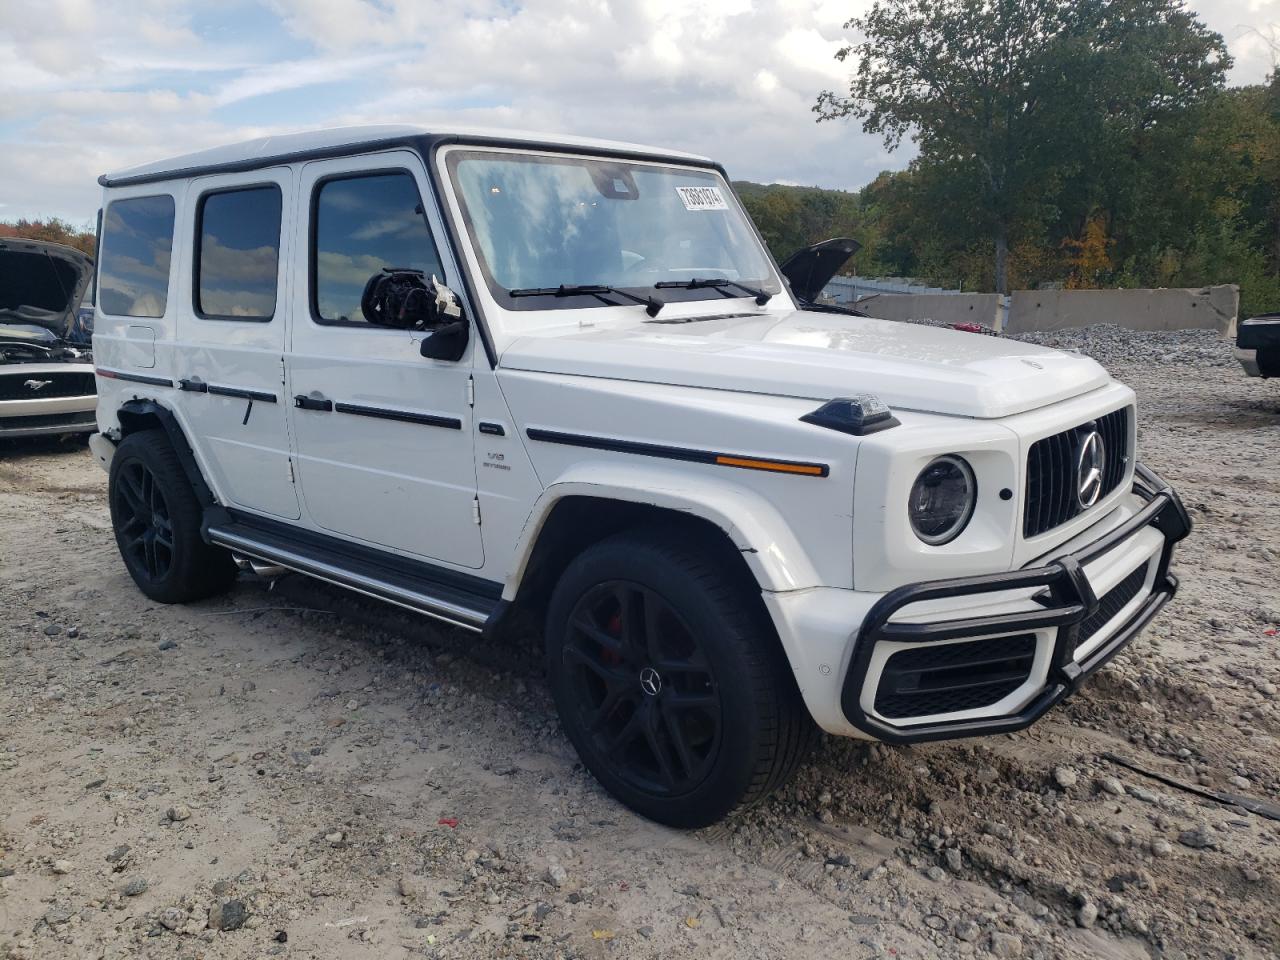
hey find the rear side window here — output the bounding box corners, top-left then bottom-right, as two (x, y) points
(195, 185), (282, 320)
(99, 195), (175, 318)
(312, 172), (443, 325)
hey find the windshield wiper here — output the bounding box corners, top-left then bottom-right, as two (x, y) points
(798, 301), (870, 318)
(653, 277), (773, 305)
(509, 284), (665, 317)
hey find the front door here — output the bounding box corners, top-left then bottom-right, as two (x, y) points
(286, 151), (483, 569)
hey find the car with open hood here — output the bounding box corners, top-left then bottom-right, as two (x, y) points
(88, 126), (1190, 826)
(0, 237), (97, 439)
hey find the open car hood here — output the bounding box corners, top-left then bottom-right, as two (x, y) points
(0, 238), (94, 339)
(778, 237), (860, 303)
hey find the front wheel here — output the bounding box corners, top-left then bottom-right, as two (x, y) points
(545, 530), (814, 827)
(108, 430), (236, 603)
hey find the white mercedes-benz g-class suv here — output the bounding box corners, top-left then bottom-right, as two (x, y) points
(90, 126), (1190, 827)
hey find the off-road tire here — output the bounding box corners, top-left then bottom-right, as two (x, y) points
(108, 429), (236, 603)
(545, 529), (815, 827)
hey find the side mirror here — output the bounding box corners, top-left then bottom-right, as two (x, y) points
(419, 276), (469, 361)
(358, 268), (470, 361)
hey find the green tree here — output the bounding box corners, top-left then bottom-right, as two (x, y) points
(815, 0), (1230, 294)
(733, 181), (868, 264)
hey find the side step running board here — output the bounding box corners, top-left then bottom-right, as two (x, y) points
(206, 522), (499, 633)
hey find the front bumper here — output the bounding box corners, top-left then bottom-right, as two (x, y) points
(838, 463), (1190, 743)
(0, 398), (97, 438)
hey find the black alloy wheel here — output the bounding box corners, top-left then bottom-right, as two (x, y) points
(108, 430), (237, 603)
(563, 581), (722, 797)
(546, 530), (815, 827)
(112, 459), (175, 582)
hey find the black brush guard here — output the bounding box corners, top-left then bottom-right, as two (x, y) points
(841, 463), (1191, 743)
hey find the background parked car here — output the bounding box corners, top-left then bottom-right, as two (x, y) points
(71, 296), (95, 346)
(0, 237), (97, 440)
(1235, 314), (1279, 378)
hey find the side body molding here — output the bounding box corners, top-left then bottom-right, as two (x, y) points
(503, 462), (824, 600)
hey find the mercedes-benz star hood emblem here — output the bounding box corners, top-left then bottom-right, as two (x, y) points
(1076, 429), (1106, 508)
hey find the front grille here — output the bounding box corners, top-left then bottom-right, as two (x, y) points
(875, 633), (1037, 719)
(1024, 407), (1129, 538)
(0, 371), (96, 401)
(1077, 563), (1148, 645)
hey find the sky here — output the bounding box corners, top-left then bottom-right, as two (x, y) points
(2, 0), (1279, 224)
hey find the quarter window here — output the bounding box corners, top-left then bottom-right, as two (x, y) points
(312, 172), (443, 325)
(195, 185), (282, 320)
(99, 195), (175, 318)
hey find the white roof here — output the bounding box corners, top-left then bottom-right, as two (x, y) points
(100, 124), (713, 185)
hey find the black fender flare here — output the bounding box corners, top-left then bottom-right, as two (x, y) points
(116, 399), (216, 507)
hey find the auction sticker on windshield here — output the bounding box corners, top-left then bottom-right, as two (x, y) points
(676, 186), (729, 211)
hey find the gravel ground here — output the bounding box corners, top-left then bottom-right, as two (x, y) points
(0, 326), (1277, 960)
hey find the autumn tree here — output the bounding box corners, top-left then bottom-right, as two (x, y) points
(1061, 215), (1114, 288)
(0, 217), (96, 256)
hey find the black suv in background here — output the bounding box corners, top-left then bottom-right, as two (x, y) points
(1235, 314), (1280, 379)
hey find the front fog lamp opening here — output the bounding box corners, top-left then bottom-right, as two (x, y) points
(909, 455), (977, 545)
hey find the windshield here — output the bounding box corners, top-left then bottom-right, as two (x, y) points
(447, 150), (779, 311)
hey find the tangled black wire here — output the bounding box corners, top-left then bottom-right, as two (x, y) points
(360, 268), (436, 329)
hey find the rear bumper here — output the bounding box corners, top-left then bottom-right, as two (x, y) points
(838, 463), (1190, 743)
(1234, 345), (1280, 378)
(1234, 346), (1262, 378)
(1236, 315), (1280, 377)
(88, 431), (116, 471)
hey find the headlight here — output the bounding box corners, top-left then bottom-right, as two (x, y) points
(909, 455), (976, 545)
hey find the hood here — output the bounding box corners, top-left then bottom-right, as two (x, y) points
(0, 238), (94, 339)
(501, 310), (1111, 419)
(778, 237), (860, 303)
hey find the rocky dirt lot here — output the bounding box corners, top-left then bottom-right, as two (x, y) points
(1, 326), (1277, 960)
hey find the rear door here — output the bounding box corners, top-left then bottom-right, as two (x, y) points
(175, 169), (300, 520)
(286, 151), (483, 568)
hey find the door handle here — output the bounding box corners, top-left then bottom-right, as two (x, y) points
(294, 394), (332, 412)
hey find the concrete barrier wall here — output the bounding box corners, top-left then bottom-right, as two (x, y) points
(855, 292), (1001, 327)
(827, 282), (1239, 334)
(1005, 285), (1238, 334)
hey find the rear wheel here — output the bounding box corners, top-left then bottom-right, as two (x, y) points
(545, 530), (814, 827)
(109, 430), (236, 603)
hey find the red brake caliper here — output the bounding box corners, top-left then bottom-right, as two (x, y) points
(601, 611), (624, 665)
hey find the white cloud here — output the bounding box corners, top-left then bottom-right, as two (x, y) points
(1, 0), (1277, 223)
(267, 0), (410, 50)
(756, 68), (781, 93)
(212, 51), (409, 106)
(776, 26), (849, 81)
